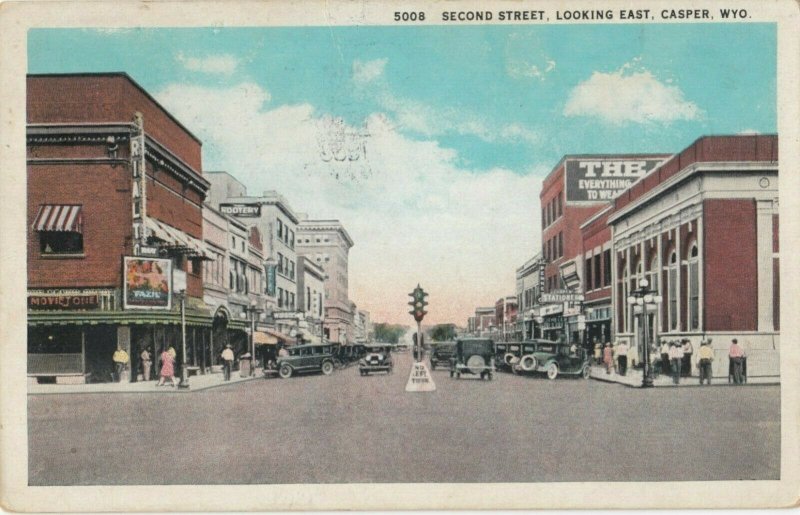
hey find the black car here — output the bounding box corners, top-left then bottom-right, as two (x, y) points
(267, 343), (337, 379)
(430, 342), (456, 370)
(359, 344), (393, 375)
(496, 342), (523, 371)
(449, 338), (495, 380)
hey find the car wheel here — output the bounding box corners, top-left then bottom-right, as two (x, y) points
(546, 362), (559, 380)
(456, 372), (461, 379)
(279, 365), (292, 379)
(520, 355), (537, 372)
(431, 362), (436, 370)
(503, 353), (517, 366)
(581, 364), (591, 379)
(466, 355), (486, 375)
(488, 373), (493, 381)
(449, 370), (454, 378)
(321, 361), (334, 376)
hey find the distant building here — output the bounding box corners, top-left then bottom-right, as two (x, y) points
(473, 307), (496, 336)
(296, 218), (355, 344)
(495, 296), (518, 342)
(297, 255), (325, 342)
(515, 253), (543, 340)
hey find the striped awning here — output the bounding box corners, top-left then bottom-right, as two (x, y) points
(32, 205), (83, 233)
(144, 217), (212, 260)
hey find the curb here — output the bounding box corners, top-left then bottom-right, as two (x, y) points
(27, 374), (262, 396)
(589, 373), (780, 389)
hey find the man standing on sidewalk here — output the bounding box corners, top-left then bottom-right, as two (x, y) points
(112, 345), (129, 383)
(729, 338), (746, 384)
(698, 339), (714, 385)
(616, 340), (628, 376)
(669, 341), (684, 385)
(221, 344), (235, 381)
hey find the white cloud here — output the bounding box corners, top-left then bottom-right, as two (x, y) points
(155, 82), (542, 325)
(738, 128), (761, 135)
(564, 64), (702, 124)
(352, 58), (388, 85)
(356, 58), (541, 146)
(176, 52), (240, 75)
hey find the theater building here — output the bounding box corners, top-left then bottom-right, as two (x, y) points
(609, 135), (779, 378)
(540, 153), (669, 343)
(27, 73), (213, 383)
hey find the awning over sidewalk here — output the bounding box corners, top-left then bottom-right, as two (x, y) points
(264, 328), (296, 345)
(253, 331), (278, 345)
(145, 217), (212, 260)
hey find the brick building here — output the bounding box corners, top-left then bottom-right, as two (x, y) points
(609, 135), (779, 377)
(539, 153), (669, 342)
(27, 73), (213, 383)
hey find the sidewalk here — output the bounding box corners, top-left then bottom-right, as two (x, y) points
(589, 365), (780, 388)
(28, 369), (263, 395)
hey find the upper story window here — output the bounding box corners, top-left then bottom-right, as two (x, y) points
(33, 205), (84, 255)
(277, 219), (283, 239)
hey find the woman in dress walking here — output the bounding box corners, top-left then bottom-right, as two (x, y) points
(157, 347), (180, 387)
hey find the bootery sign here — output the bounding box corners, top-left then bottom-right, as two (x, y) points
(565, 158), (664, 203)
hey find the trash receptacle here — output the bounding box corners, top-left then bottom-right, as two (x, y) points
(239, 353), (251, 377)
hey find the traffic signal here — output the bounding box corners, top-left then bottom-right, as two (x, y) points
(408, 284), (428, 322)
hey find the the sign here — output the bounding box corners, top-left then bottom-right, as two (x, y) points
(134, 245), (160, 257)
(541, 291), (584, 303)
(405, 361), (436, 392)
(538, 304), (563, 316)
(28, 294), (99, 310)
(273, 311), (301, 320)
(219, 203), (261, 217)
(266, 264), (276, 297)
(565, 158), (664, 203)
(123, 257), (172, 309)
(564, 307), (582, 317)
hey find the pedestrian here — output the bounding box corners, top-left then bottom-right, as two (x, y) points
(698, 339), (714, 385)
(278, 344), (289, 357)
(157, 347), (180, 387)
(682, 339), (694, 377)
(593, 340), (602, 365)
(659, 339), (670, 377)
(729, 338), (746, 385)
(616, 340), (629, 376)
(221, 344), (235, 381)
(140, 347), (152, 382)
(669, 341), (684, 385)
(603, 342), (613, 374)
(112, 345), (129, 383)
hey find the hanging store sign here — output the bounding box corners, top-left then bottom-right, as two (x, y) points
(123, 257), (172, 310)
(28, 293), (99, 310)
(219, 203), (261, 217)
(565, 158), (664, 203)
(538, 304), (563, 316)
(541, 290), (584, 303)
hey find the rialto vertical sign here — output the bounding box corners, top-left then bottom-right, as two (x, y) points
(564, 158), (664, 203)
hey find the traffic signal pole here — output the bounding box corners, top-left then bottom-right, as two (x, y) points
(406, 284), (434, 392)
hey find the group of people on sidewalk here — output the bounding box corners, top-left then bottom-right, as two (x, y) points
(593, 337), (748, 385)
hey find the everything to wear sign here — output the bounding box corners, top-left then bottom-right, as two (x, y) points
(565, 158), (665, 202)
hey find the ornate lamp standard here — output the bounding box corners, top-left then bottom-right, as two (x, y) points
(245, 300), (263, 377)
(176, 289), (190, 389)
(626, 278), (662, 388)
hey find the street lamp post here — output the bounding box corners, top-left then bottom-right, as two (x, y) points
(626, 278), (663, 388)
(246, 301), (263, 377)
(177, 290), (189, 389)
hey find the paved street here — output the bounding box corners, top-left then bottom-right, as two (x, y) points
(28, 351), (779, 485)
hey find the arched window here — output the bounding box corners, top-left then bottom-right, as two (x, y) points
(688, 243), (700, 330)
(649, 253), (659, 295)
(621, 265), (629, 333)
(668, 250), (678, 330)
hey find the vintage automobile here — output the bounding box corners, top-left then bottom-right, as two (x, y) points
(268, 343), (337, 379)
(449, 338), (495, 380)
(510, 340), (558, 374)
(429, 342), (456, 370)
(518, 341), (592, 379)
(359, 344), (393, 375)
(495, 342), (523, 372)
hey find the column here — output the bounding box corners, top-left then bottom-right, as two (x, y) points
(756, 200), (774, 331)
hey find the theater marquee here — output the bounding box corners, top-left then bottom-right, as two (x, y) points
(565, 158), (664, 203)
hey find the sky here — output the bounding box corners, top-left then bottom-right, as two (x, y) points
(28, 24), (776, 326)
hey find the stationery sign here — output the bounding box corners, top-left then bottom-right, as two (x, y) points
(123, 257), (172, 309)
(564, 158), (664, 203)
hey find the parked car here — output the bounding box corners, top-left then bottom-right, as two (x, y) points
(511, 340), (558, 374)
(359, 344), (393, 375)
(430, 342), (456, 370)
(270, 343), (337, 379)
(517, 341), (591, 379)
(496, 342), (522, 371)
(449, 338), (495, 380)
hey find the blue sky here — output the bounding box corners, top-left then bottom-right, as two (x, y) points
(28, 24), (776, 324)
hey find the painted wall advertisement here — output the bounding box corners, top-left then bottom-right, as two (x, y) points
(123, 257), (172, 309)
(565, 158), (664, 202)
